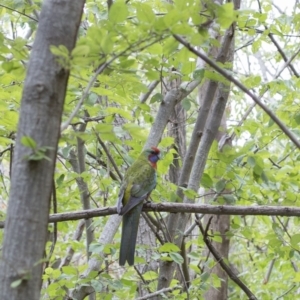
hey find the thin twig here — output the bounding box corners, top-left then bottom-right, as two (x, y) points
(133, 266), (152, 294)
(86, 151), (119, 182)
(140, 80), (160, 103)
(59, 219), (85, 268)
(0, 4), (38, 22)
(0, 147), (11, 157)
(142, 212), (164, 245)
(275, 284), (296, 299)
(93, 130), (123, 181)
(135, 286), (180, 300)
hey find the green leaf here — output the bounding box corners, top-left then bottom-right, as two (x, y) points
(2, 61), (22, 73)
(160, 136), (174, 147)
(169, 252), (184, 264)
(294, 113), (300, 125)
(135, 3), (156, 24)
(182, 187), (198, 199)
(253, 164), (263, 176)
(252, 39), (261, 54)
(158, 242), (181, 253)
(291, 234), (300, 248)
(89, 242), (104, 254)
(71, 45), (90, 57)
(201, 272), (210, 282)
(247, 156), (256, 167)
(193, 68), (205, 80)
(215, 179), (226, 192)
(21, 136), (37, 149)
(211, 235), (222, 243)
(182, 98), (191, 111)
(150, 93), (163, 103)
(200, 173), (213, 188)
(143, 271), (158, 280)
(223, 194), (236, 204)
(56, 174), (65, 187)
(50, 45), (69, 58)
(109, 2), (128, 23)
(163, 8), (183, 27)
(101, 35), (113, 54)
(62, 266), (78, 276)
(11, 279), (22, 288)
(215, 2), (236, 28)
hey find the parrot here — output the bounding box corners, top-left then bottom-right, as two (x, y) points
(117, 146), (160, 266)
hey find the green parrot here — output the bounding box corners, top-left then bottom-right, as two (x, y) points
(117, 147), (160, 266)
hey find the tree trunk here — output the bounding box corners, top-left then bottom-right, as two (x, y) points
(155, 0), (240, 296)
(0, 1), (85, 299)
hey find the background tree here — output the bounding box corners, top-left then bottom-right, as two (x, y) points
(1, 0), (300, 299)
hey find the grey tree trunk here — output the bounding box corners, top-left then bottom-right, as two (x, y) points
(155, 0), (240, 296)
(202, 83), (232, 300)
(0, 1), (85, 299)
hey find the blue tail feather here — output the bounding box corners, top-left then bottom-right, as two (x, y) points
(119, 202), (143, 266)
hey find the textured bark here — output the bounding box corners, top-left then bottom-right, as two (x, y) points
(0, 1), (85, 299)
(0, 203), (299, 228)
(156, 25), (235, 298)
(202, 83), (232, 300)
(163, 73), (185, 195)
(69, 127), (95, 260)
(156, 0), (240, 295)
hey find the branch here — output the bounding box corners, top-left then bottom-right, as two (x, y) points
(140, 80), (160, 103)
(94, 131), (123, 181)
(86, 151), (119, 181)
(197, 216), (257, 300)
(173, 34), (300, 149)
(256, 0), (300, 79)
(0, 4), (38, 22)
(136, 286), (180, 300)
(144, 78), (201, 149)
(74, 118), (94, 259)
(1, 202), (300, 231)
(0, 147), (11, 157)
(59, 219), (85, 268)
(1, 203), (300, 228)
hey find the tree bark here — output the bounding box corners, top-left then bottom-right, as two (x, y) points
(202, 82), (232, 300)
(0, 1), (85, 299)
(155, 0), (240, 295)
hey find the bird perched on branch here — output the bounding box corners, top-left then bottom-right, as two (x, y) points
(117, 147), (160, 266)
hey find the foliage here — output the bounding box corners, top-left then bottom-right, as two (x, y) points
(0, 0), (300, 299)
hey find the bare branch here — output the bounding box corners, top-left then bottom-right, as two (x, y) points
(140, 80), (160, 103)
(0, 4), (38, 22)
(59, 220), (85, 268)
(73, 118), (94, 259)
(144, 79), (201, 149)
(136, 287), (180, 300)
(94, 131), (123, 181)
(0, 203), (300, 229)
